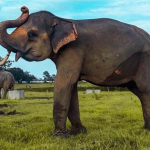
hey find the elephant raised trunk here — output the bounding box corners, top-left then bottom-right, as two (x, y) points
(0, 6), (29, 55)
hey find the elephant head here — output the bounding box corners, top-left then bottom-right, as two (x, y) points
(0, 6), (78, 62)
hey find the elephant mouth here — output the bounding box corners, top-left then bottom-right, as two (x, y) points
(15, 48), (32, 62)
(15, 48), (42, 62)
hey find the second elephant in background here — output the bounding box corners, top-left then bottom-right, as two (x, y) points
(0, 70), (15, 99)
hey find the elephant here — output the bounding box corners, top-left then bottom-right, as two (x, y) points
(0, 70), (15, 99)
(1, 6), (150, 137)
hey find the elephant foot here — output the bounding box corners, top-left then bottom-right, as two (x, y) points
(144, 124), (150, 131)
(143, 119), (150, 131)
(70, 123), (87, 135)
(52, 129), (70, 138)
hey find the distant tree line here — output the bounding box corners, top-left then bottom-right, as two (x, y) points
(43, 71), (56, 83)
(8, 68), (36, 83)
(0, 56), (56, 83)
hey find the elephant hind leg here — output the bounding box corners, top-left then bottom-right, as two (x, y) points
(128, 56), (150, 129)
(128, 53), (150, 130)
(136, 91), (150, 130)
(140, 93), (150, 129)
(127, 82), (150, 129)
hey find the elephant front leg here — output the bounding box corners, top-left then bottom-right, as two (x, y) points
(68, 83), (87, 135)
(52, 76), (73, 138)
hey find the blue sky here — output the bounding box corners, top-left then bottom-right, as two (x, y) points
(0, 0), (150, 78)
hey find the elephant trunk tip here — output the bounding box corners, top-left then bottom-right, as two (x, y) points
(0, 6), (29, 52)
(21, 6), (29, 13)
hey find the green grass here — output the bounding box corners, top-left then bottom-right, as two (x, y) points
(0, 83), (150, 149)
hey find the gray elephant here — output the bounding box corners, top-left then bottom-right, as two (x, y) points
(1, 6), (150, 137)
(0, 70), (15, 99)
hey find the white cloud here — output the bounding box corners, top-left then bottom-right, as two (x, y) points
(109, 0), (131, 6)
(90, 7), (127, 16)
(110, 0), (149, 6)
(0, 0), (4, 4)
(90, 1), (150, 17)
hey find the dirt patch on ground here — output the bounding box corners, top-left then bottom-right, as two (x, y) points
(0, 104), (8, 108)
(0, 104), (18, 115)
(0, 110), (17, 115)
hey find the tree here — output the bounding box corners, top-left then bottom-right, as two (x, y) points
(0, 56), (37, 83)
(51, 74), (56, 82)
(23, 71), (37, 83)
(8, 67), (36, 83)
(43, 71), (56, 82)
(8, 67), (24, 83)
(43, 71), (51, 82)
(0, 56), (14, 70)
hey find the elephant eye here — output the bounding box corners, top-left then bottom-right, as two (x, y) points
(28, 30), (38, 40)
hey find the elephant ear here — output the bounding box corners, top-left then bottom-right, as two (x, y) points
(51, 19), (78, 53)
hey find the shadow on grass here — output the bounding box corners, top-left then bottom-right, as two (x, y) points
(0, 110), (24, 116)
(24, 97), (53, 100)
(0, 104), (8, 108)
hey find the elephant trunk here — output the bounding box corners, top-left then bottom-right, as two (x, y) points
(0, 6), (29, 52)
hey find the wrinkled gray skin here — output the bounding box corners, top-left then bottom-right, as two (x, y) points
(1, 6), (150, 137)
(0, 71), (15, 99)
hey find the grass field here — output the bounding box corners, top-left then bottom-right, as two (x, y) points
(0, 83), (150, 150)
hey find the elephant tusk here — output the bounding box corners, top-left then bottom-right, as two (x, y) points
(0, 51), (11, 66)
(15, 51), (21, 62)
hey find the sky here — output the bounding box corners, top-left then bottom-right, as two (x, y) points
(0, 0), (150, 78)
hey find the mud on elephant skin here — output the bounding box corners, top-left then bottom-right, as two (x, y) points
(1, 6), (150, 137)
